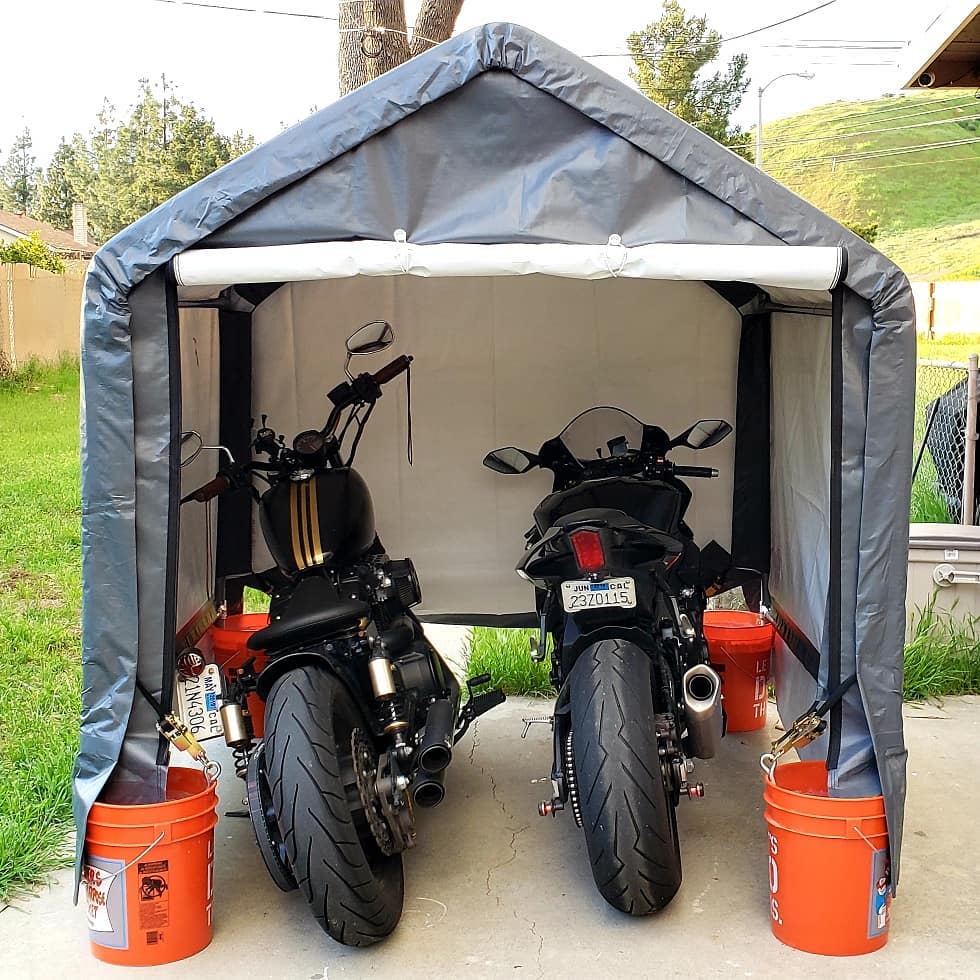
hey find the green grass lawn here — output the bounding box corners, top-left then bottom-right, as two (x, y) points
(0, 357), (81, 901)
(464, 628), (553, 697)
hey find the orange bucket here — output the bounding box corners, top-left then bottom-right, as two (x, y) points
(764, 760), (890, 956)
(211, 613), (269, 737)
(703, 610), (773, 732)
(83, 767), (219, 966)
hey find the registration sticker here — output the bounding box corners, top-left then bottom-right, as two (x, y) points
(175, 662), (224, 741)
(561, 577), (636, 612)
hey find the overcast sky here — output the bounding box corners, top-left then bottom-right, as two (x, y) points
(2, 0), (939, 167)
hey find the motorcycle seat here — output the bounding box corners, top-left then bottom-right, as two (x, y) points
(247, 575), (370, 653)
(553, 507), (644, 530)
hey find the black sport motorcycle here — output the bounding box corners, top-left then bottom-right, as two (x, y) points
(484, 407), (734, 915)
(182, 321), (504, 946)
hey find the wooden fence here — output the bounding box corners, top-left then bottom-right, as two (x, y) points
(0, 261), (87, 370)
(911, 281), (980, 337)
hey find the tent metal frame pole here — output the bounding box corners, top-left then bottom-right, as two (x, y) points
(827, 284), (845, 773)
(760, 304), (833, 318)
(961, 353), (978, 525)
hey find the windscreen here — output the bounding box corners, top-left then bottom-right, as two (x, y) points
(558, 407), (645, 462)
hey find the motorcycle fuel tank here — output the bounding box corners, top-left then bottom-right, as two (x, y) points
(260, 468), (376, 574)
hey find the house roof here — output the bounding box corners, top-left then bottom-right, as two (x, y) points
(0, 208), (96, 257)
(901, 2), (980, 88)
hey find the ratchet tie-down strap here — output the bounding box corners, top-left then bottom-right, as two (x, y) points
(761, 672), (858, 777)
(135, 677), (222, 782)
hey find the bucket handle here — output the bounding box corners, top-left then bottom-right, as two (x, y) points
(92, 830), (166, 877)
(849, 823), (885, 850)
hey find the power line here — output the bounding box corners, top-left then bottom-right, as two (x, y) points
(720, 0), (840, 44)
(766, 93), (979, 133)
(758, 42), (906, 50)
(767, 135), (980, 169)
(734, 108), (980, 150)
(821, 99), (980, 130)
(591, 0), (841, 59)
(775, 154), (980, 175)
(146, 0), (338, 20)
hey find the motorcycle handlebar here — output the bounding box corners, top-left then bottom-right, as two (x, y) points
(184, 474), (231, 503)
(372, 354), (413, 385)
(673, 464), (718, 479)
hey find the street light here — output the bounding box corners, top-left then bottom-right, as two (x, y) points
(756, 71), (815, 169)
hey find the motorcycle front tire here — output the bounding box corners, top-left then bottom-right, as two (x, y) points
(570, 638), (682, 914)
(264, 664), (404, 945)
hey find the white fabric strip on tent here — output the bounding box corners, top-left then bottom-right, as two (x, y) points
(173, 236), (845, 292)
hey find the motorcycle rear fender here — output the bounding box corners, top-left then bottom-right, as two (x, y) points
(558, 621), (659, 682)
(255, 648), (361, 707)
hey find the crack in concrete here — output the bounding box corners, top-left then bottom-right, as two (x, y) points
(511, 907), (545, 979)
(485, 825), (529, 903)
(467, 719), (481, 765)
(467, 718), (521, 826)
(527, 912), (545, 980)
(468, 711), (544, 970)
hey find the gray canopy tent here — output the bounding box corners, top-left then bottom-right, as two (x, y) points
(74, 23), (914, 888)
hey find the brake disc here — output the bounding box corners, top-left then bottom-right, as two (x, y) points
(352, 729), (403, 856)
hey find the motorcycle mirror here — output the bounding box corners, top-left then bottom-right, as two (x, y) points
(483, 447), (538, 475)
(346, 320), (394, 356)
(179, 430), (236, 467)
(180, 430), (204, 467)
(671, 419), (732, 451)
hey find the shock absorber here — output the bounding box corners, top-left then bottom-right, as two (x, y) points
(220, 701), (251, 779)
(368, 643), (411, 759)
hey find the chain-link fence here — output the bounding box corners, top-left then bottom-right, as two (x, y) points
(912, 358), (977, 524)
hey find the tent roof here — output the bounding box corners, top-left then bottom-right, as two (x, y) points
(90, 21), (909, 329)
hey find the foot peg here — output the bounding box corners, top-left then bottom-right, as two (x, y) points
(454, 674), (506, 743)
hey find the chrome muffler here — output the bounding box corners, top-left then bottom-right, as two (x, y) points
(682, 664), (723, 759)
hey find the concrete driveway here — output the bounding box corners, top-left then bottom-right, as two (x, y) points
(2, 695), (978, 979)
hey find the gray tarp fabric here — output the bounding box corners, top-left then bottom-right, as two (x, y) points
(75, 22), (914, 889)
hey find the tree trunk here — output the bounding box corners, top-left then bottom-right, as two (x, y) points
(338, 0), (464, 96)
(411, 0), (464, 57)
(339, 2), (369, 96)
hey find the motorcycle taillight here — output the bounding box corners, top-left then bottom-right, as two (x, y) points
(570, 529), (605, 573)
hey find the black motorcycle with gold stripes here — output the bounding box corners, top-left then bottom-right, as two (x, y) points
(182, 321), (505, 946)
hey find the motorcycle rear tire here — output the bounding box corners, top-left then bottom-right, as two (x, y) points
(570, 638), (682, 914)
(264, 664), (404, 945)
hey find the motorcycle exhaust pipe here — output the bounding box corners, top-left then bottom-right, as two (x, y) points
(682, 664), (723, 760)
(411, 769), (446, 808)
(417, 698), (454, 774)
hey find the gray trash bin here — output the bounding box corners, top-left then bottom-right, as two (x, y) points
(907, 523), (980, 633)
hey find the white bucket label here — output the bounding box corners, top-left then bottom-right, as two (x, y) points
(768, 830), (783, 926)
(868, 847), (891, 938)
(83, 856), (128, 949)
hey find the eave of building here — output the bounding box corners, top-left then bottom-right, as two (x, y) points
(902, 3), (980, 88)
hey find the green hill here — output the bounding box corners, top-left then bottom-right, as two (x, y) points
(760, 93), (980, 280)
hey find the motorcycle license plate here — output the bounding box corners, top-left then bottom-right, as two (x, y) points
(561, 577), (636, 612)
(174, 663), (225, 741)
